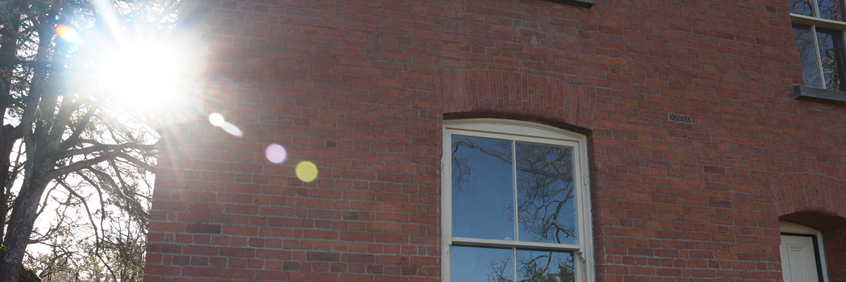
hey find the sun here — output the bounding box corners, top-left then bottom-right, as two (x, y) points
(57, 10), (206, 126)
(95, 42), (191, 108)
(76, 0), (203, 112)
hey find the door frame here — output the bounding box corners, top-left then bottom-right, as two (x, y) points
(780, 221), (830, 282)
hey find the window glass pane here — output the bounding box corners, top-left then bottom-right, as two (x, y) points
(789, 0), (815, 16)
(816, 28), (846, 90)
(516, 250), (575, 282)
(451, 246), (513, 282)
(451, 136), (515, 240)
(818, 0), (845, 21)
(516, 142), (577, 245)
(793, 24), (824, 88)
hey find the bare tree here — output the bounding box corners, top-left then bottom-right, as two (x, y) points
(0, 0), (180, 281)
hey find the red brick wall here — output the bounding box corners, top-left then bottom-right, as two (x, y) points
(826, 225), (846, 282)
(144, 0), (846, 281)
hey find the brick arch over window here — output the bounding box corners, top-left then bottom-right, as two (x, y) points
(437, 69), (594, 131)
(767, 173), (846, 282)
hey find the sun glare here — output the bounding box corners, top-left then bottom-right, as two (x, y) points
(96, 43), (187, 108)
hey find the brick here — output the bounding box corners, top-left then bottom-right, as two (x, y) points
(146, 0), (846, 282)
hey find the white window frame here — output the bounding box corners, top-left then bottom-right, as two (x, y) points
(780, 221), (830, 282)
(441, 119), (594, 282)
(790, 0), (846, 89)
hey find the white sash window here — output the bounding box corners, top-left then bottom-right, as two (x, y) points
(442, 119), (594, 282)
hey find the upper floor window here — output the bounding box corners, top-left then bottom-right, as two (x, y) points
(442, 119), (593, 282)
(790, 0), (846, 90)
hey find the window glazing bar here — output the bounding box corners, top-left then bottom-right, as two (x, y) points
(451, 237), (581, 251)
(512, 141), (519, 242)
(512, 248), (517, 282)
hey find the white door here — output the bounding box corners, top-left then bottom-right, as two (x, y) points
(780, 234), (823, 282)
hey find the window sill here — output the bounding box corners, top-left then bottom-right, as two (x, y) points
(793, 85), (846, 105)
(543, 0), (593, 8)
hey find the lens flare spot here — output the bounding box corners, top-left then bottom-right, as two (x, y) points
(296, 161), (318, 183)
(220, 122), (243, 137)
(265, 144), (287, 164)
(56, 25), (80, 42)
(208, 113), (224, 127)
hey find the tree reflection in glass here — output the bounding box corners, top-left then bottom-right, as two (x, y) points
(789, 0), (815, 16)
(516, 142), (576, 245)
(451, 246), (513, 282)
(451, 136), (515, 241)
(816, 28), (846, 90)
(516, 250), (575, 282)
(793, 24), (824, 88)
(451, 136), (577, 281)
(481, 250), (575, 282)
(818, 0), (845, 21)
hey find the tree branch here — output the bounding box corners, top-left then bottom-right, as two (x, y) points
(58, 104), (99, 151)
(453, 139), (573, 181)
(114, 152), (156, 172)
(44, 152), (117, 180)
(46, 98), (83, 150)
(87, 167), (150, 218)
(53, 142), (157, 160)
(0, 5), (21, 115)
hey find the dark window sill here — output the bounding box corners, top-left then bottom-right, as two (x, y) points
(544, 0), (593, 8)
(793, 85), (846, 106)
